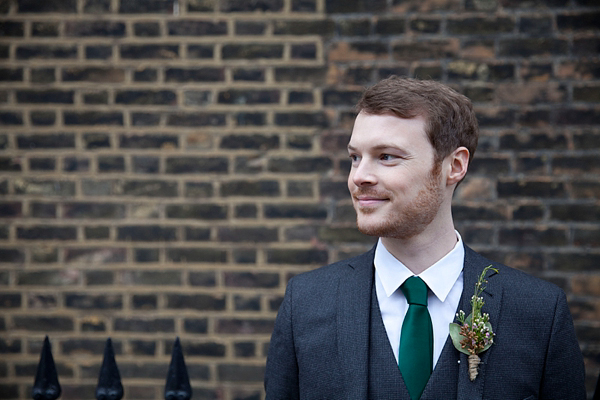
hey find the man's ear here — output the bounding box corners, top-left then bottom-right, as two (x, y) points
(445, 147), (470, 186)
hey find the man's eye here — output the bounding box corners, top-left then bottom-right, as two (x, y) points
(381, 154), (395, 161)
(349, 154), (359, 162)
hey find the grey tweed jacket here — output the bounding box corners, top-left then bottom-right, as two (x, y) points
(264, 244), (586, 400)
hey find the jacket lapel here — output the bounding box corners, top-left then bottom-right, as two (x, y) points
(456, 246), (503, 400)
(337, 246), (375, 399)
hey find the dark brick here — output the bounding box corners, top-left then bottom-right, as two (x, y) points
(190, 271), (216, 287)
(574, 228), (600, 247)
(167, 113), (226, 127)
(31, 68), (55, 83)
(166, 67), (224, 82)
(85, 46), (112, 59)
(498, 181), (566, 198)
(0, 384), (18, 398)
(121, 180), (178, 197)
(264, 204), (326, 219)
(15, 180), (75, 196)
(14, 316), (73, 331)
(0, 294), (20, 308)
(267, 248), (328, 264)
(500, 133), (567, 150)
(221, 134), (279, 150)
(117, 226), (176, 242)
(218, 227), (278, 242)
(217, 318), (275, 334)
(557, 12), (600, 32)
(512, 205), (545, 221)
(98, 156), (125, 172)
(556, 108), (600, 125)
(221, 180), (280, 197)
(293, 0), (316, 11)
(119, 0), (173, 13)
(274, 20), (335, 36)
(289, 91), (314, 104)
(63, 203), (124, 219)
(123, 271), (181, 285)
(167, 204), (227, 220)
(31, 203), (56, 218)
(519, 16), (552, 35)
(553, 156), (600, 174)
(326, 0), (386, 13)
(166, 157), (227, 174)
(184, 318), (209, 334)
(269, 157), (332, 173)
(275, 112), (329, 127)
(65, 293), (122, 309)
(134, 22), (160, 37)
(184, 182), (213, 198)
(83, 92), (109, 104)
(233, 68), (265, 82)
(134, 248), (159, 262)
(31, 248), (59, 263)
(235, 112), (266, 126)
(0, 201), (22, 218)
(167, 294), (226, 311)
(184, 227), (211, 241)
(219, 364), (265, 382)
(469, 157), (510, 175)
(114, 318), (174, 332)
(133, 157), (159, 174)
(83, 133), (110, 149)
(236, 21), (266, 35)
(0, 157), (21, 171)
(218, 89), (280, 105)
(452, 205), (507, 221)
(167, 248), (227, 263)
(120, 45), (178, 59)
(409, 18), (441, 34)
(17, 90), (73, 104)
(374, 18), (406, 35)
(168, 20), (227, 36)
(574, 86), (600, 102)
(337, 19), (371, 36)
(17, 134), (75, 149)
(0, 68), (23, 81)
(235, 295), (261, 311)
(222, 44), (283, 59)
(17, 226), (76, 240)
(551, 204), (600, 221)
(233, 249), (256, 264)
(31, 22), (59, 36)
(84, 0), (110, 12)
(29, 157), (56, 171)
(116, 90), (176, 105)
(499, 228), (567, 246)
(499, 38), (568, 57)
(130, 340), (156, 356)
(64, 111), (123, 126)
(323, 89), (362, 106)
(131, 113), (160, 126)
(0, 111), (23, 125)
(65, 21), (125, 37)
(549, 253), (600, 272)
(167, 340), (225, 357)
(393, 40), (458, 61)
(84, 226), (110, 239)
(220, 0), (283, 12)
(133, 68), (158, 82)
(30, 111), (56, 126)
(65, 248), (126, 263)
(448, 17), (514, 34)
(17, 45), (77, 59)
(275, 67), (328, 84)
(18, 0), (76, 12)
(0, 249), (24, 263)
(187, 44), (214, 58)
(574, 38), (600, 56)
(234, 342), (256, 357)
(225, 272), (279, 288)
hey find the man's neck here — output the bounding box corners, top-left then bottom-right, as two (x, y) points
(380, 223), (458, 275)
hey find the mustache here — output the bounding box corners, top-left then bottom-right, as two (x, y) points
(351, 188), (392, 199)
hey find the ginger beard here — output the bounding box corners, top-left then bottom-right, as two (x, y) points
(352, 161), (444, 240)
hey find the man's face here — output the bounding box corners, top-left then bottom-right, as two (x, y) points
(347, 112), (445, 240)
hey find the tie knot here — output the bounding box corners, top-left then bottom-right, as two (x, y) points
(401, 276), (428, 306)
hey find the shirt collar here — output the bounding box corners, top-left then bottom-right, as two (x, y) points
(374, 231), (465, 302)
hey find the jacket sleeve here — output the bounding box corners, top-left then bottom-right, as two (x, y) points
(265, 279), (300, 400)
(539, 290), (586, 399)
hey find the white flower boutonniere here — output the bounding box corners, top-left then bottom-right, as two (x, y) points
(449, 265), (498, 381)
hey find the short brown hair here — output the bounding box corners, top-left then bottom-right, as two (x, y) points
(356, 76), (479, 164)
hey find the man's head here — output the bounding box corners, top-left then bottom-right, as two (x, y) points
(348, 77), (478, 241)
(356, 76), (478, 165)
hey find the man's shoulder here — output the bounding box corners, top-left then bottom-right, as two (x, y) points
(288, 247), (374, 287)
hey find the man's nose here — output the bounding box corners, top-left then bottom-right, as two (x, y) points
(351, 160), (377, 187)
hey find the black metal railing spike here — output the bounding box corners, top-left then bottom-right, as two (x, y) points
(95, 338), (124, 400)
(32, 336), (61, 400)
(164, 337), (192, 400)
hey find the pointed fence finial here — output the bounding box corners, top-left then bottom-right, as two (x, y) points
(95, 338), (124, 400)
(164, 337), (192, 400)
(32, 336), (61, 400)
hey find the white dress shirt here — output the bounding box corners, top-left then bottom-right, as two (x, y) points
(374, 232), (464, 368)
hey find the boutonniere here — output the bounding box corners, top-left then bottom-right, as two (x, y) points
(449, 265), (498, 381)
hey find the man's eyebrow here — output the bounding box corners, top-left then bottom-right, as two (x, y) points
(347, 144), (405, 151)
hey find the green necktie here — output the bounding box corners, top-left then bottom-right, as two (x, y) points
(398, 276), (433, 400)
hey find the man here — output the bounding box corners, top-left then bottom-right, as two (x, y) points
(264, 77), (586, 399)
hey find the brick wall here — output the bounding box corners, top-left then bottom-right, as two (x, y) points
(0, 0), (599, 398)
